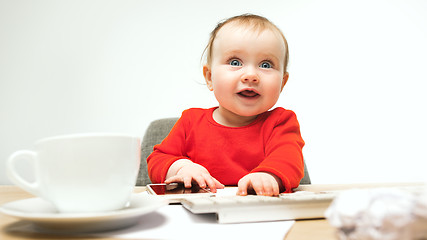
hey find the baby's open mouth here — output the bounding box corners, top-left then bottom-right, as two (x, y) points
(237, 90), (260, 98)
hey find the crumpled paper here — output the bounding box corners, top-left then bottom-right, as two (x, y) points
(325, 187), (427, 240)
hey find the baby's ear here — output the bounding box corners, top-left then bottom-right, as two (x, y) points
(281, 72), (289, 92)
(203, 65), (213, 91)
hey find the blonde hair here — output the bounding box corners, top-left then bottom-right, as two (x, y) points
(203, 14), (289, 72)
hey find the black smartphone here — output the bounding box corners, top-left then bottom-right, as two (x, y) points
(147, 183), (212, 203)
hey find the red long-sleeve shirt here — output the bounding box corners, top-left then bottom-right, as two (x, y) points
(147, 107), (305, 192)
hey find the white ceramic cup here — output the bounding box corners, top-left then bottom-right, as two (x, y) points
(7, 133), (141, 213)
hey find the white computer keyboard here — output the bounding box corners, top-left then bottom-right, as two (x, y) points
(181, 191), (336, 223)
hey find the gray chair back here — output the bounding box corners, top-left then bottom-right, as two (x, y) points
(137, 118), (311, 186)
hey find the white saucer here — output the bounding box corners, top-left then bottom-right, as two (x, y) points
(0, 193), (167, 233)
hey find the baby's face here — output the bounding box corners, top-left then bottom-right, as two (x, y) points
(205, 24), (288, 119)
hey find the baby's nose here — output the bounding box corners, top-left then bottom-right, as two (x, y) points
(241, 66), (259, 83)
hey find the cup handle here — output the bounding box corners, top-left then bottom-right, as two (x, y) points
(7, 150), (42, 197)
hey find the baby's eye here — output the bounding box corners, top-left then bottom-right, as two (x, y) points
(260, 62), (272, 69)
(229, 59), (242, 66)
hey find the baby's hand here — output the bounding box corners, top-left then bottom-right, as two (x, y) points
(237, 172), (282, 196)
(165, 160), (224, 193)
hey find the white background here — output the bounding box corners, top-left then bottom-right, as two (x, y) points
(1, 0), (426, 185)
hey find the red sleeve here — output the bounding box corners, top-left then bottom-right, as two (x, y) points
(146, 111), (191, 183)
(251, 110), (305, 193)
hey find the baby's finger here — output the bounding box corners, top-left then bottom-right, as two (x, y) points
(205, 177), (225, 194)
(182, 176), (193, 188)
(263, 184), (274, 196)
(192, 174), (207, 189)
(201, 174), (217, 193)
(165, 175), (182, 184)
(212, 177), (225, 189)
(261, 178), (280, 196)
(251, 180), (265, 196)
(271, 180), (280, 196)
(237, 178), (250, 196)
